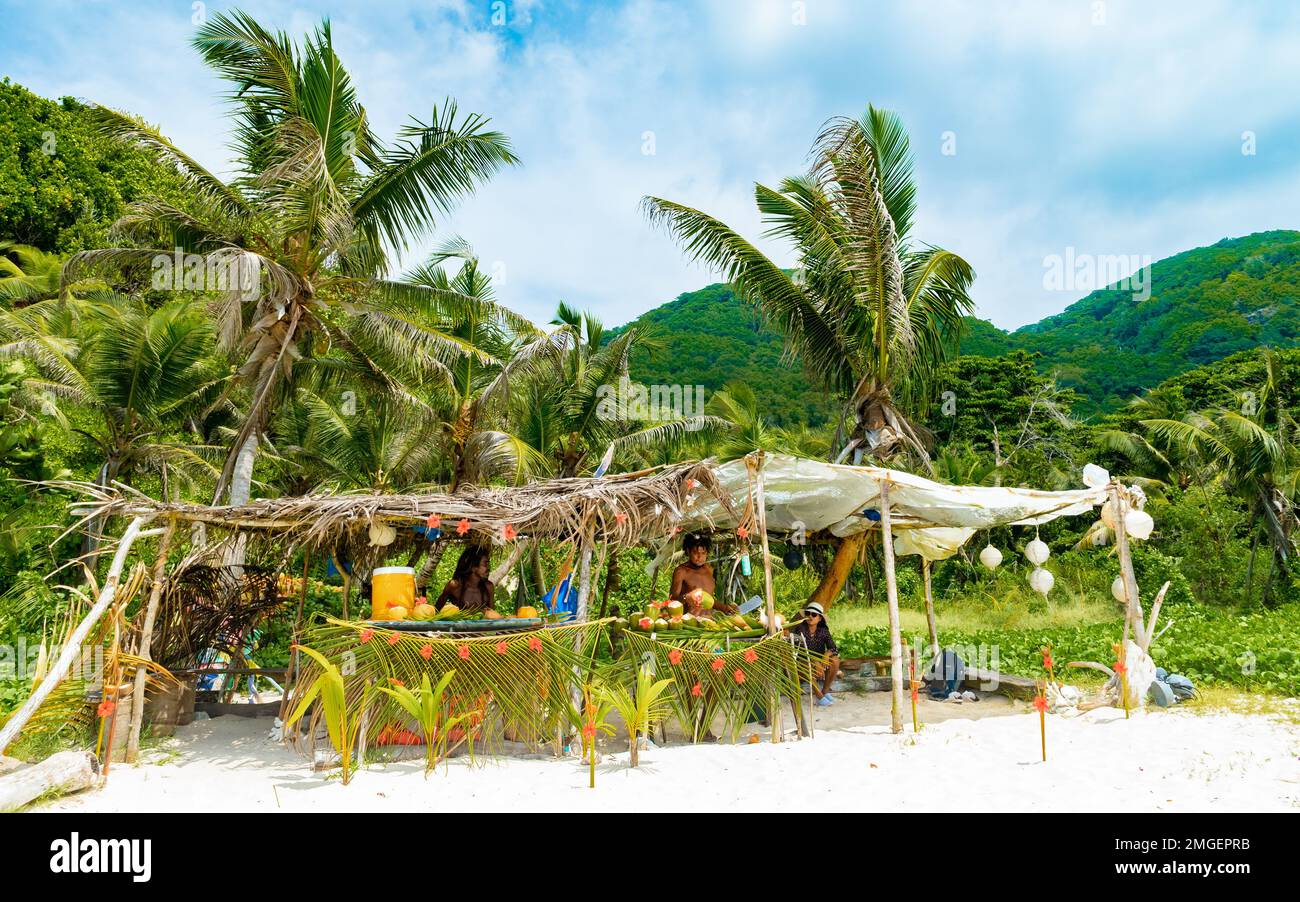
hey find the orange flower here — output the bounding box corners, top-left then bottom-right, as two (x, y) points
(911, 686), (919, 702)
(685, 478), (696, 491)
(691, 682), (703, 697)
(420, 644), (433, 660)
(528, 636), (543, 652)
(615, 510), (627, 525)
(390, 678), (406, 687)
(426, 513), (442, 529)
(97, 699), (116, 718)
(711, 657), (725, 672)
(743, 648), (758, 663)
(1113, 660), (1127, 675)
(456, 518), (471, 536)
(582, 722), (597, 741)
(496, 641), (509, 655)
(359, 629), (374, 644)
(668, 648), (683, 665)
(387, 633), (401, 646)
(503, 524), (517, 541)
(733, 669), (746, 684)
(458, 644), (470, 660)
(737, 525), (749, 540)
(1033, 695), (1049, 714)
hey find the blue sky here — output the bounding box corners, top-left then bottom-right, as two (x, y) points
(3, 0), (1298, 329)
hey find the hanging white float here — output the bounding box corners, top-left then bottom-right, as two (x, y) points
(1111, 575), (1128, 604)
(1126, 508), (1155, 540)
(979, 544), (1003, 570)
(1025, 536), (1051, 566)
(368, 520), (397, 547)
(1029, 567), (1054, 596)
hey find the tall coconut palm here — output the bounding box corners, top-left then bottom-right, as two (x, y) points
(643, 106), (973, 465)
(643, 106), (974, 607)
(67, 11), (520, 506)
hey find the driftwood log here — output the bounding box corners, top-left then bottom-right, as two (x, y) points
(0, 750), (99, 811)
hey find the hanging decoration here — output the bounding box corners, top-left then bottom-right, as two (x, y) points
(1024, 533), (1050, 566)
(979, 544), (1003, 570)
(368, 520), (397, 547)
(1111, 575), (1127, 604)
(1028, 567), (1054, 596)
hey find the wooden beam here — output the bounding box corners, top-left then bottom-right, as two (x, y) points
(125, 518), (177, 763)
(1110, 483), (1146, 647)
(751, 451), (782, 742)
(879, 480), (905, 734)
(0, 516), (156, 756)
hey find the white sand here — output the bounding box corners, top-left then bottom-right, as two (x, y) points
(41, 692), (1300, 813)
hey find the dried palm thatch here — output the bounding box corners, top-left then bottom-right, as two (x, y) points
(149, 564), (290, 673)
(49, 461), (732, 558)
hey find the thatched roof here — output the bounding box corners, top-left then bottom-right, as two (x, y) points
(55, 460), (733, 553)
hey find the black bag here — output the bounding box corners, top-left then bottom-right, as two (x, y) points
(924, 649), (966, 699)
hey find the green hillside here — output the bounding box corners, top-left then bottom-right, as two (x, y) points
(618, 230), (1300, 421)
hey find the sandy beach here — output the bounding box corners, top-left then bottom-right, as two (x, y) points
(41, 692), (1300, 813)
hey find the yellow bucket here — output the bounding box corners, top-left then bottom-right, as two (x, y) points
(371, 566), (415, 620)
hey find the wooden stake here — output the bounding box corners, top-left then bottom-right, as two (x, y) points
(126, 518), (177, 763)
(922, 558), (939, 664)
(879, 479), (905, 734)
(0, 516), (158, 755)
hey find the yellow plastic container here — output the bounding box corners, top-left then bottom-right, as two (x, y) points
(371, 566), (415, 620)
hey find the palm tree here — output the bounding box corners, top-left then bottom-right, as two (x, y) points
(1139, 351), (1300, 604)
(0, 298), (225, 568)
(68, 11), (520, 506)
(643, 105), (974, 606)
(0, 243), (104, 307)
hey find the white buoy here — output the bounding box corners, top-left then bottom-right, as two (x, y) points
(1025, 537), (1051, 566)
(369, 521), (396, 547)
(1029, 567), (1054, 596)
(1111, 575), (1127, 604)
(979, 544), (1003, 570)
(1126, 508), (1154, 540)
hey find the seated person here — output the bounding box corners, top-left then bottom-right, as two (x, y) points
(668, 533), (737, 616)
(436, 545), (500, 618)
(788, 601), (840, 706)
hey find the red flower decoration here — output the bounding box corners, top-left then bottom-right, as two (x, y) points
(359, 629), (374, 644)
(711, 657), (725, 672)
(458, 644), (470, 660)
(1113, 660), (1127, 675)
(496, 641), (509, 655)
(426, 513), (442, 529)
(388, 633), (401, 646)
(502, 524), (517, 541)
(1033, 695), (1049, 714)
(733, 669), (746, 685)
(911, 686), (919, 702)
(691, 682), (703, 697)
(668, 648), (683, 666)
(737, 525), (749, 540)
(615, 511), (627, 525)
(420, 644), (433, 660)
(528, 636), (543, 652)
(668, 525), (680, 537)
(390, 678), (406, 687)
(743, 648), (758, 663)
(582, 722), (597, 741)
(97, 699), (116, 718)
(685, 478), (696, 491)
(456, 518), (471, 536)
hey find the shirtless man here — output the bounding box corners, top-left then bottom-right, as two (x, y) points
(668, 533), (737, 615)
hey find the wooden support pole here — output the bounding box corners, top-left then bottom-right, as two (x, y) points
(0, 516), (156, 756)
(125, 518), (177, 764)
(922, 558), (939, 664)
(750, 452), (783, 742)
(1110, 483), (1146, 647)
(878, 480), (905, 734)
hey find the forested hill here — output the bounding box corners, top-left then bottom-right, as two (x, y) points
(616, 230), (1300, 421)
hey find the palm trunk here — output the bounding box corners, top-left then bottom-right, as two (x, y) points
(807, 532), (866, 610)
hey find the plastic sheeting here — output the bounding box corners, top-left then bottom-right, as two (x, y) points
(686, 455), (1108, 557)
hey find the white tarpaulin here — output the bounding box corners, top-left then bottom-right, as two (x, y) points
(686, 455), (1108, 557)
